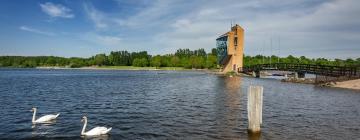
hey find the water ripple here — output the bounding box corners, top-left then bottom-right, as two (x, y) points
(0, 69), (359, 139)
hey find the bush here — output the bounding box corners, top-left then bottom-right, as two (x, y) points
(133, 58), (149, 67)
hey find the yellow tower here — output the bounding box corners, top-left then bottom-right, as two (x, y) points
(216, 24), (244, 73)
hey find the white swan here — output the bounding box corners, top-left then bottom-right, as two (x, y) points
(31, 107), (60, 124)
(81, 116), (112, 136)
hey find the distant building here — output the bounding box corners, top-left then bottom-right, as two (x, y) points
(216, 24), (244, 73)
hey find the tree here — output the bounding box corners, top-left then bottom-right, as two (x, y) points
(170, 56), (180, 67)
(132, 58), (141, 67)
(345, 58), (355, 66)
(140, 58), (149, 67)
(69, 57), (86, 68)
(181, 57), (191, 68)
(46, 57), (57, 66)
(94, 54), (107, 66)
(151, 55), (161, 68)
(211, 48), (217, 56)
(108, 52), (115, 65)
(206, 55), (217, 69)
(160, 55), (171, 67)
(299, 56), (311, 64)
(1, 48), (359, 69)
(285, 55), (298, 63)
(108, 51), (131, 66)
(133, 58), (149, 67)
(334, 59), (344, 66)
(315, 58), (329, 65)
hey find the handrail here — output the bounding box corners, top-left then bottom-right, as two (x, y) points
(242, 63), (359, 77)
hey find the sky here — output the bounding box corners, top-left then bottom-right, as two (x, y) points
(0, 0), (359, 59)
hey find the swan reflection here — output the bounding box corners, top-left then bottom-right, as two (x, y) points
(31, 120), (57, 128)
(82, 135), (110, 140)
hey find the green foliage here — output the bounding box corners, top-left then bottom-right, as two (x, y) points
(225, 71), (236, 76)
(150, 55), (162, 68)
(243, 54), (360, 67)
(211, 48), (217, 56)
(1, 48), (359, 69)
(189, 55), (205, 69)
(108, 51), (131, 66)
(69, 57), (86, 68)
(93, 54), (108, 66)
(132, 58), (149, 67)
(170, 56), (180, 67)
(206, 54), (217, 69)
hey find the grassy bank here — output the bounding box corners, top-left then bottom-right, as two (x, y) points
(94, 66), (186, 70)
(34, 66), (188, 71)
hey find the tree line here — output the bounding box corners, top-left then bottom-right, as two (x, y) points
(0, 48), (359, 68)
(244, 55), (360, 67)
(0, 48), (218, 69)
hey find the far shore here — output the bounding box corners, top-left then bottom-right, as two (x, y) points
(35, 66), (219, 72)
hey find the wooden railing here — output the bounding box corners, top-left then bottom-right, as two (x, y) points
(241, 63), (359, 77)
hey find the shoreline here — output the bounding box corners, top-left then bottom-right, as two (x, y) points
(330, 79), (360, 91)
(35, 66), (184, 70)
(33, 66), (219, 72)
(281, 77), (360, 91)
(243, 73), (360, 91)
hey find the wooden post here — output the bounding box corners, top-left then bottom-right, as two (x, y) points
(252, 71), (260, 78)
(295, 72), (299, 79)
(247, 86), (263, 133)
(252, 71), (256, 77)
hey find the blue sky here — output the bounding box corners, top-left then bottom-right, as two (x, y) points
(0, 0), (359, 59)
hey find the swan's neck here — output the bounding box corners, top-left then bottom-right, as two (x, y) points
(32, 109), (36, 123)
(81, 119), (87, 135)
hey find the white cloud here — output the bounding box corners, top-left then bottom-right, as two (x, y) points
(78, 0), (359, 58)
(82, 33), (122, 46)
(148, 0), (360, 58)
(96, 35), (122, 46)
(172, 19), (191, 28)
(83, 3), (107, 29)
(19, 26), (55, 36)
(40, 2), (74, 18)
(83, 1), (193, 30)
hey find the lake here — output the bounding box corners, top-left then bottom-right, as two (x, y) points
(0, 69), (359, 139)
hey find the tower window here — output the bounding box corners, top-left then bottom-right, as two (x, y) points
(234, 37), (238, 48)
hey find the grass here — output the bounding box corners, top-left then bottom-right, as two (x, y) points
(35, 65), (212, 71)
(96, 66), (186, 70)
(225, 71), (237, 76)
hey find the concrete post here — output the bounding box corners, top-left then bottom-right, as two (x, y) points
(247, 86), (263, 133)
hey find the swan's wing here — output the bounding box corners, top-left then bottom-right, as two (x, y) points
(35, 114), (59, 122)
(85, 127), (111, 135)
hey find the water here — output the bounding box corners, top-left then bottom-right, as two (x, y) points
(0, 69), (359, 140)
